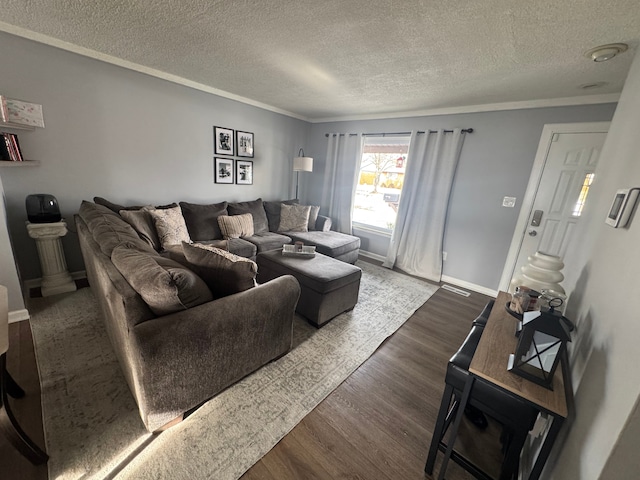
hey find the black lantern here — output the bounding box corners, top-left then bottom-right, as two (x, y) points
(507, 302), (572, 390)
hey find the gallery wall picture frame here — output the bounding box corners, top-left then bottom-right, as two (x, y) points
(236, 130), (254, 158)
(236, 160), (254, 185)
(214, 126), (235, 156)
(214, 157), (234, 184)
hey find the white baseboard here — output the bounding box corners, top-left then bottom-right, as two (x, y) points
(358, 250), (386, 263)
(9, 309), (30, 323)
(24, 270), (87, 290)
(440, 275), (498, 298)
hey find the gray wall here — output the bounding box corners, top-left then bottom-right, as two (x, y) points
(0, 32), (309, 281)
(306, 104), (616, 291)
(550, 48), (640, 480)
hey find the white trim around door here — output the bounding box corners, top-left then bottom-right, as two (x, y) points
(498, 122), (611, 292)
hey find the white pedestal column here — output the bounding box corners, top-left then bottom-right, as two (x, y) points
(26, 221), (76, 297)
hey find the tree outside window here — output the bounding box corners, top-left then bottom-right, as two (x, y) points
(353, 136), (410, 232)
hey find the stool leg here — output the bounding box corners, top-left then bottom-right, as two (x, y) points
(6, 370), (25, 399)
(425, 383), (454, 475)
(0, 354), (48, 465)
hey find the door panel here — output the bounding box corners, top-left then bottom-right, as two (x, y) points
(511, 132), (607, 287)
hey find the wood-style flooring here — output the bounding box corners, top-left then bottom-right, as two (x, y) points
(1, 269), (500, 480)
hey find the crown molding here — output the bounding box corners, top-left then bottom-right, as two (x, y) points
(310, 94), (620, 123)
(0, 22), (620, 125)
(0, 22), (309, 121)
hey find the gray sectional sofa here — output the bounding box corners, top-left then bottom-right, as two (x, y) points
(94, 196), (361, 264)
(76, 197), (360, 431)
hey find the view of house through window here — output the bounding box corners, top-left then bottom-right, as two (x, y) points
(353, 135), (410, 232)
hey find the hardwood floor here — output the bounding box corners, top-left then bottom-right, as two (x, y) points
(1, 274), (500, 480)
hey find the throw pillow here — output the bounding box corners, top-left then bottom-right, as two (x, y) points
(307, 205), (320, 231)
(227, 198), (269, 234)
(217, 213), (254, 239)
(263, 199), (299, 232)
(278, 204), (311, 232)
(112, 246), (213, 316)
(148, 205), (191, 250)
(94, 196), (177, 214)
(182, 242), (257, 298)
(179, 201), (228, 241)
(120, 207), (162, 251)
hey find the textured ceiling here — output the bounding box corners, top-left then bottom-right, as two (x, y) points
(0, 0), (638, 121)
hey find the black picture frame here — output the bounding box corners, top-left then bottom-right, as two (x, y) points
(214, 157), (234, 184)
(236, 130), (254, 158)
(236, 160), (253, 185)
(214, 126), (235, 156)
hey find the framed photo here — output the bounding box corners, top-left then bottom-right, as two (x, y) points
(214, 126), (234, 156)
(214, 157), (234, 184)
(236, 130), (254, 158)
(236, 160), (254, 185)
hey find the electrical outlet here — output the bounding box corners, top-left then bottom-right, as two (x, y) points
(442, 251), (447, 261)
(502, 196), (517, 208)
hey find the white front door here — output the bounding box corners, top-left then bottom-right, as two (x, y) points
(500, 123), (609, 292)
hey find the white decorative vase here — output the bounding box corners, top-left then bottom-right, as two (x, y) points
(511, 251), (565, 294)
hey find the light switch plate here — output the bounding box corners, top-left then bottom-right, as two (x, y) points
(502, 196), (517, 208)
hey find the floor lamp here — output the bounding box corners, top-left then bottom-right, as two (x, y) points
(293, 149), (313, 200)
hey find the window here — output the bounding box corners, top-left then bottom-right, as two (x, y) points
(352, 136), (410, 232)
(572, 173), (595, 217)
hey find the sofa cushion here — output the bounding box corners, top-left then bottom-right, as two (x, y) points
(228, 198), (269, 234)
(94, 196), (177, 214)
(307, 205), (320, 231)
(120, 207), (162, 251)
(263, 199), (299, 232)
(285, 231), (361, 259)
(149, 205), (191, 249)
(244, 232), (292, 253)
(182, 242), (257, 298)
(218, 213), (254, 239)
(112, 246), (213, 316)
(278, 204), (311, 232)
(78, 201), (153, 256)
(179, 201), (228, 241)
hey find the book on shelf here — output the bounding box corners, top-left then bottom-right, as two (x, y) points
(0, 96), (8, 123)
(0, 132), (24, 161)
(2, 97), (45, 128)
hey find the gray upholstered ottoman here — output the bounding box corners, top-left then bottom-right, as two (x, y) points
(256, 249), (361, 327)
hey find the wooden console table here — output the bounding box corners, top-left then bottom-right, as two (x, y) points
(436, 291), (570, 480)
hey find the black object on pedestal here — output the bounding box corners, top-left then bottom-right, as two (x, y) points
(25, 194), (61, 223)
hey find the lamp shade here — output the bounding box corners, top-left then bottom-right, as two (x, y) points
(1, 285), (8, 354)
(293, 156), (313, 172)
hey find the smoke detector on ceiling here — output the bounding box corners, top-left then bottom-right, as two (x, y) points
(585, 43), (628, 62)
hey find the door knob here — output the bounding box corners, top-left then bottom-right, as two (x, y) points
(528, 230), (537, 237)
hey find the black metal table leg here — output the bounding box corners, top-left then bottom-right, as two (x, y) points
(0, 354), (49, 465)
(529, 416), (563, 480)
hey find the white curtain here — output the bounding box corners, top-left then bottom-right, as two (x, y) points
(321, 133), (363, 234)
(383, 129), (466, 282)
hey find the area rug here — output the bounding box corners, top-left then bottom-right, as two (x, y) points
(29, 260), (438, 479)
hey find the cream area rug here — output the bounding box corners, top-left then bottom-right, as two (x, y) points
(29, 260), (438, 479)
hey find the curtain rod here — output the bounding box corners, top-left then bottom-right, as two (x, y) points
(325, 128), (473, 137)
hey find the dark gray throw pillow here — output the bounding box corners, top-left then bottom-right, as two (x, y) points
(182, 242), (257, 299)
(112, 246), (213, 316)
(227, 198), (269, 234)
(179, 201), (228, 241)
(263, 199), (299, 232)
(93, 196), (177, 214)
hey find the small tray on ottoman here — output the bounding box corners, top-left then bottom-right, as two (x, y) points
(282, 244), (316, 258)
